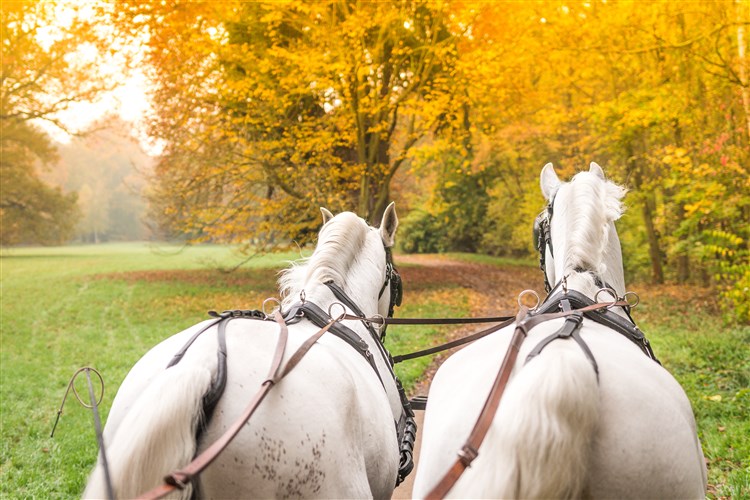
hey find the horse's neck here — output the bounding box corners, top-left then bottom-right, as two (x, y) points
(557, 224), (627, 302)
(555, 213), (625, 298)
(288, 281), (379, 319)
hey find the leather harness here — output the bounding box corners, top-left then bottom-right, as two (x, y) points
(137, 251), (414, 499)
(424, 291), (659, 499)
(425, 194), (661, 499)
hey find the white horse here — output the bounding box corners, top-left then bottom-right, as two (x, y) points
(85, 204), (408, 499)
(412, 163), (707, 499)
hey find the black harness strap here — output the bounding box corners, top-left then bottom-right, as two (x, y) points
(392, 317), (516, 363)
(282, 300), (385, 386)
(282, 284), (417, 486)
(326, 281), (396, 378)
(201, 316), (229, 421)
(167, 310), (270, 427)
(537, 291), (659, 363)
(525, 299), (599, 379)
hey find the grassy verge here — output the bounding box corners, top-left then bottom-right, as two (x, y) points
(0, 243), (466, 497)
(635, 288), (750, 499)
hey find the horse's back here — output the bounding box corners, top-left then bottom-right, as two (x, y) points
(198, 319), (399, 498)
(413, 318), (706, 499)
(101, 317), (398, 499)
(583, 325), (707, 498)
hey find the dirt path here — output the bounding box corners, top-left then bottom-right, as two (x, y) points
(391, 255), (544, 499)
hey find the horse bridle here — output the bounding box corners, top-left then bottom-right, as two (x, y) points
(533, 193), (556, 294)
(378, 246), (403, 329)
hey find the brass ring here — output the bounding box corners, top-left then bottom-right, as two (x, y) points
(517, 289), (540, 311)
(70, 367), (105, 409)
(594, 287), (619, 309)
(369, 314), (386, 329)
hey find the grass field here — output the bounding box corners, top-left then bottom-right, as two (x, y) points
(1, 243), (748, 498)
(0, 243), (471, 498)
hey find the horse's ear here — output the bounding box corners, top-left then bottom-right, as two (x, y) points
(379, 202), (398, 247)
(320, 207), (334, 225)
(589, 162), (605, 179)
(540, 163), (561, 200)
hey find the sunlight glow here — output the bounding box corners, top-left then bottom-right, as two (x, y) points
(31, 0), (153, 150)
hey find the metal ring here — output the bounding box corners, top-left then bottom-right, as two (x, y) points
(262, 297), (281, 317)
(328, 302), (347, 322)
(594, 287), (619, 308)
(517, 289), (540, 311)
(369, 313), (386, 330)
(623, 291), (640, 308)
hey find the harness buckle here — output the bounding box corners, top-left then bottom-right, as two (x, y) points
(457, 445), (479, 466)
(164, 472), (190, 490)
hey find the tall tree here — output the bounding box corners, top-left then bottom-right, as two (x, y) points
(114, 0), (460, 245)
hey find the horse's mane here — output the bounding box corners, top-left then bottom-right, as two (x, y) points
(278, 212), (370, 306)
(560, 171), (626, 277)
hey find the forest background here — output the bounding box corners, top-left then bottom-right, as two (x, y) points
(2, 0), (749, 323)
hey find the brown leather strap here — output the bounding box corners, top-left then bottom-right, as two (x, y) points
(382, 315), (515, 325)
(341, 314), (515, 326)
(137, 311), (291, 500)
(392, 317), (516, 363)
(425, 306), (530, 500)
(279, 317), (339, 378)
(425, 300), (627, 499)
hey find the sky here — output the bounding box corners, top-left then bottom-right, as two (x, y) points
(37, 71), (151, 145)
(31, 0), (154, 151)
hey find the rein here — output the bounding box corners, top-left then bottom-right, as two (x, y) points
(138, 309), (337, 500)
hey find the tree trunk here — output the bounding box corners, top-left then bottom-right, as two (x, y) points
(737, 0), (750, 141)
(642, 194), (664, 283)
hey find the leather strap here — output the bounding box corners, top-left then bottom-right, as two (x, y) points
(138, 311), (290, 500)
(392, 317), (516, 363)
(382, 315), (515, 325)
(424, 299), (631, 499)
(525, 312), (600, 379)
(425, 306), (530, 500)
(284, 301), (385, 386)
(538, 291), (658, 363)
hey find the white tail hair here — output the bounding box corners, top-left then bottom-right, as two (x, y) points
(83, 360), (215, 499)
(470, 345), (599, 499)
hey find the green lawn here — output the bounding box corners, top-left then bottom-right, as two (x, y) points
(1, 244), (747, 498)
(0, 243), (469, 498)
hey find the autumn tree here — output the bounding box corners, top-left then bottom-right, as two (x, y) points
(113, 0), (461, 246)
(1, 0), (112, 245)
